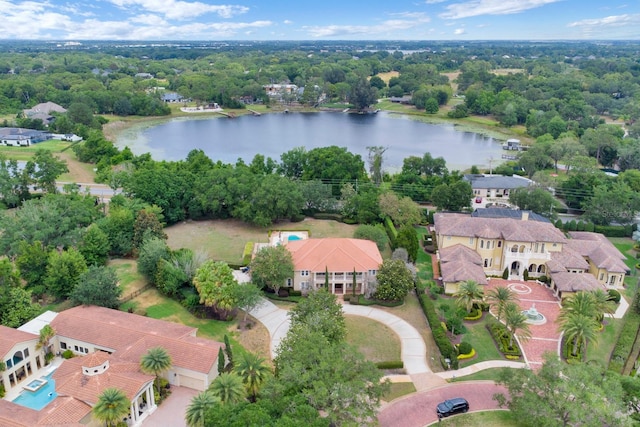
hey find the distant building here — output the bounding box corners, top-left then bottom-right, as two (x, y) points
(22, 102), (67, 126)
(464, 174), (532, 199)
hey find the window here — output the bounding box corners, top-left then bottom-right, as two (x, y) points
(498, 241), (502, 248)
(534, 243), (539, 252)
(301, 270), (309, 277)
(368, 270), (377, 276)
(74, 345), (79, 352)
(300, 281), (310, 290)
(484, 259), (489, 267)
(599, 273), (604, 280)
(469, 237), (474, 245)
(286, 278), (292, 286)
(6, 359), (12, 369)
(23, 348), (29, 358)
(480, 240), (484, 249)
(541, 243), (545, 252)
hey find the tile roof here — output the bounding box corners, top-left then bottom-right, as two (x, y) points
(549, 246), (590, 271)
(286, 238), (382, 272)
(439, 244), (488, 285)
(566, 232), (630, 274)
(434, 212), (566, 244)
(51, 306), (221, 374)
(463, 174), (533, 190)
(53, 352), (154, 404)
(0, 398), (86, 427)
(551, 272), (603, 293)
(472, 208), (551, 223)
(0, 325), (38, 356)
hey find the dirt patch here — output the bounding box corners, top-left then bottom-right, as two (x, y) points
(375, 71), (400, 84)
(56, 151), (96, 183)
(492, 68), (525, 75)
(232, 317), (272, 362)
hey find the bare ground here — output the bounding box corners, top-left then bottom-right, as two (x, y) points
(56, 151), (97, 183)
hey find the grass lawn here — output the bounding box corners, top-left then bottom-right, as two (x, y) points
(383, 382), (416, 402)
(427, 410), (519, 426)
(449, 367), (511, 383)
(108, 259), (146, 296)
(609, 237), (639, 296)
(345, 315), (401, 363)
(164, 218), (357, 264)
(586, 317), (624, 365)
(459, 316), (504, 367)
(0, 139), (72, 160)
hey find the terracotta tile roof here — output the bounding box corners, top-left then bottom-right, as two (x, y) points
(50, 306), (220, 374)
(439, 244), (488, 285)
(567, 232), (629, 274)
(35, 396), (91, 426)
(551, 272), (603, 293)
(0, 326), (38, 356)
(549, 246), (589, 271)
(286, 238), (382, 272)
(0, 400), (39, 427)
(434, 212), (566, 243)
(53, 353), (154, 405)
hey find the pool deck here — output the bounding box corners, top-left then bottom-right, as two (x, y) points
(4, 358), (63, 401)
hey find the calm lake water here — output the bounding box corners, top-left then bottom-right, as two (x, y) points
(115, 112), (504, 171)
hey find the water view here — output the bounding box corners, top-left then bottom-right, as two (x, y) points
(115, 112), (504, 172)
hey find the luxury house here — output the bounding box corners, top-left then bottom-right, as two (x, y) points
(463, 174), (533, 200)
(433, 211), (629, 297)
(22, 102), (67, 126)
(0, 306), (222, 426)
(284, 238), (383, 296)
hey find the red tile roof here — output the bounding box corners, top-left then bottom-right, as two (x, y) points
(439, 244), (488, 285)
(567, 232), (629, 274)
(0, 326), (38, 357)
(551, 272), (603, 293)
(286, 238), (382, 272)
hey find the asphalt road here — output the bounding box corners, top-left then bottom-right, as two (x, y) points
(378, 381), (508, 427)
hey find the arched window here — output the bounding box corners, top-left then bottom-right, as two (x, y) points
(484, 259), (489, 267)
(480, 240), (484, 249)
(538, 265), (546, 274)
(528, 264), (536, 272)
(519, 245), (526, 253)
(511, 244), (518, 253)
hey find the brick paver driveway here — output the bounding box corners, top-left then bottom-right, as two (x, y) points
(486, 279), (562, 368)
(378, 381), (508, 427)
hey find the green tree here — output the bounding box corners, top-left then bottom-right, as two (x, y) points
(93, 388), (131, 427)
(504, 302), (532, 349)
(137, 237), (170, 281)
(97, 206), (135, 257)
(250, 245), (294, 296)
(494, 354), (631, 427)
(289, 289), (346, 343)
(353, 224), (388, 252)
(208, 373), (245, 405)
(186, 391), (219, 427)
(234, 352), (271, 402)
(194, 260), (240, 319)
(78, 224), (110, 266)
(583, 181), (640, 226)
(348, 77), (378, 111)
(140, 347), (172, 397)
(374, 259), (414, 302)
(45, 248), (88, 299)
(424, 97), (439, 114)
(234, 283), (264, 324)
(132, 208), (167, 251)
(0, 287), (40, 328)
(27, 149), (69, 194)
(395, 225), (419, 262)
(0, 257), (21, 288)
(454, 280), (484, 313)
(36, 325), (55, 356)
(367, 146), (386, 185)
(278, 146), (308, 179)
(70, 266), (122, 308)
(509, 187), (557, 218)
(303, 146), (366, 195)
(486, 286), (517, 323)
(378, 192), (422, 228)
(431, 181), (473, 212)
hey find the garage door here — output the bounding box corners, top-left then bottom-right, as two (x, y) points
(179, 375), (205, 391)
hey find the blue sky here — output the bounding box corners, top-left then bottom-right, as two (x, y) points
(0, 0), (638, 40)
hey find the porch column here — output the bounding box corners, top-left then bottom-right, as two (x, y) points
(130, 401), (136, 423)
(148, 384), (155, 408)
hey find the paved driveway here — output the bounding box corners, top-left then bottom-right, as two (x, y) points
(143, 386), (198, 427)
(377, 381), (508, 427)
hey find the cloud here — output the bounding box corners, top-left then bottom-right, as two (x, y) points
(283, 19), (293, 24)
(304, 14), (430, 38)
(425, 0), (448, 3)
(440, 0), (561, 19)
(107, 0), (249, 20)
(567, 13), (640, 37)
(454, 28), (465, 35)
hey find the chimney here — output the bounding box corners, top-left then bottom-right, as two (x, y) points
(521, 211), (529, 221)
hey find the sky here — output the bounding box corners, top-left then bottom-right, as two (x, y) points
(0, 0), (639, 41)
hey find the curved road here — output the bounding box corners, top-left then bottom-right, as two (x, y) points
(377, 381), (508, 427)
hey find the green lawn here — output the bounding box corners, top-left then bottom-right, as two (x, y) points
(109, 259), (146, 296)
(383, 382), (416, 402)
(427, 410), (520, 426)
(459, 316), (504, 367)
(345, 315), (401, 363)
(585, 318), (623, 365)
(415, 226), (434, 281)
(0, 139), (72, 160)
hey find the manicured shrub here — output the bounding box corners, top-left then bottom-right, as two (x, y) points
(523, 269), (529, 281)
(458, 341), (473, 355)
(384, 217), (398, 248)
(418, 291), (458, 369)
(242, 242), (254, 266)
(609, 307), (640, 373)
(502, 268), (509, 279)
(376, 361), (404, 369)
(62, 349), (75, 359)
(608, 289), (621, 304)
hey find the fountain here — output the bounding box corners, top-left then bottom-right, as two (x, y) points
(521, 303), (546, 325)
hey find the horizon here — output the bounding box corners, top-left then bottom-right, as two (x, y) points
(0, 0), (638, 41)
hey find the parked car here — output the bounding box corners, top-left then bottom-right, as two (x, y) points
(436, 397), (469, 418)
(475, 196), (483, 203)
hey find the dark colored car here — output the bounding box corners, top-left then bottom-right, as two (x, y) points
(436, 397), (469, 418)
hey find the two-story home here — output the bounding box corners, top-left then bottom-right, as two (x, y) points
(285, 238), (382, 296)
(433, 211), (629, 298)
(1, 306), (223, 426)
(464, 174), (533, 200)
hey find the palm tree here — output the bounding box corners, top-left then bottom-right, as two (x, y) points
(140, 347), (172, 397)
(185, 391), (219, 427)
(208, 372), (245, 405)
(560, 313), (599, 357)
(37, 325), (55, 353)
(93, 388), (130, 427)
(558, 291), (597, 322)
(234, 352), (271, 402)
(453, 280), (484, 313)
(591, 289), (616, 322)
(504, 302), (532, 350)
(486, 286), (517, 323)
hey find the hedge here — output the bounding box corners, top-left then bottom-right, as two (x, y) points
(242, 242), (253, 266)
(457, 348), (476, 360)
(608, 308), (640, 373)
(418, 291), (458, 369)
(376, 361), (404, 369)
(487, 320), (522, 358)
(384, 217), (398, 248)
(313, 212), (343, 222)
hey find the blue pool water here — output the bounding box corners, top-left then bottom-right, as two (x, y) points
(288, 235), (301, 241)
(12, 372), (57, 410)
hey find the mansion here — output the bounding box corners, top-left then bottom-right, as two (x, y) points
(434, 211), (630, 297)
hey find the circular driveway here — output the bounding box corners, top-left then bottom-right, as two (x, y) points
(377, 381), (508, 427)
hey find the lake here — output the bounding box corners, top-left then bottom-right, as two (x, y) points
(114, 112), (505, 172)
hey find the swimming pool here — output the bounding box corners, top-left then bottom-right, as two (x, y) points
(12, 372), (57, 411)
(288, 235), (301, 241)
